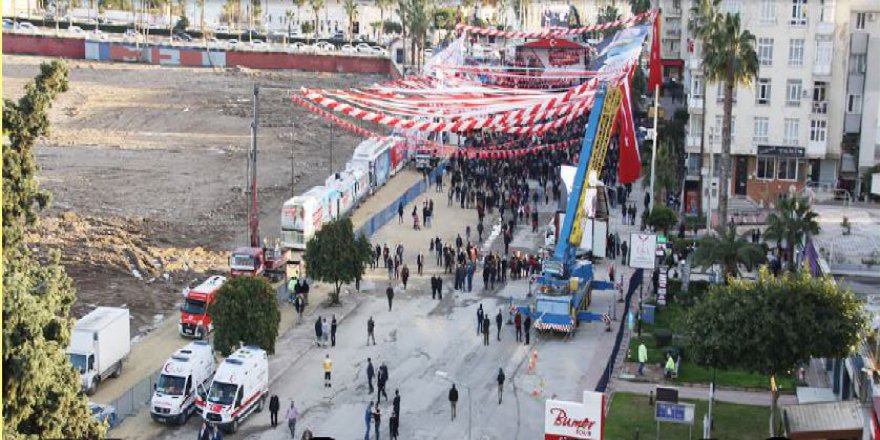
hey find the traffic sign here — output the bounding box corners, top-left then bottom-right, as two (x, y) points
(655, 401), (695, 425)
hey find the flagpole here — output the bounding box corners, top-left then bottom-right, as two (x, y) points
(649, 83), (658, 214)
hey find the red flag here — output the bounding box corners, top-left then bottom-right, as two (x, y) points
(648, 10), (662, 91)
(618, 81), (642, 184)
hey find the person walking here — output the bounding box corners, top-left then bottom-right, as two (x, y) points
(286, 401), (299, 438)
(364, 402), (373, 440)
(397, 201), (404, 224)
(211, 424), (224, 440)
(495, 309), (503, 341)
(400, 265), (409, 290)
(331, 315), (337, 347)
(524, 314), (531, 345)
(621, 241), (629, 266)
(392, 389), (401, 421)
(366, 357), (375, 393)
(377, 362), (389, 401)
(294, 293), (304, 323)
(389, 410), (399, 440)
(367, 316), (376, 345)
(638, 343), (648, 375)
(448, 384), (459, 420)
(482, 316), (490, 346)
(417, 252), (424, 276)
(314, 316), (323, 347)
(430, 275), (438, 299)
(322, 318), (330, 347)
(373, 404), (382, 440)
(386, 285), (394, 311)
(496, 368), (506, 404)
(269, 394), (280, 428)
(476, 304), (484, 335)
(323, 354), (332, 388)
(514, 310), (522, 342)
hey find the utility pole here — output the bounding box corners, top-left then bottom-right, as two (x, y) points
(291, 123), (296, 196)
(649, 83), (659, 213)
(706, 127), (714, 231)
(249, 84), (260, 248)
(329, 120), (334, 174)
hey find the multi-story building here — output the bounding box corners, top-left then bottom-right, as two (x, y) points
(662, 0), (880, 215)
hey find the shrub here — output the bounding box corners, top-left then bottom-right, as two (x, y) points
(653, 328), (673, 347)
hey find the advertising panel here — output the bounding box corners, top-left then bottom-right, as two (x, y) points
(545, 391), (604, 440)
(628, 233), (657, 269)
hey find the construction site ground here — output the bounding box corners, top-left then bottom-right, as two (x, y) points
(2, 54), (386, 333)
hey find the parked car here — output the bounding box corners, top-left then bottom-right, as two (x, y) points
(226, 39), (239, 46)
(88, 29), (108, 40)
(291, 41), (308, 51)
(313, 41), (335, 52)
(3, 19), (14, 30)
(90, 402), (118, 428)
(331, 30), (344, 39)
(173, 32), (193, 42)
(123, 28), (137, 37)
(68, 25), (85, 35)
(372, 46), (386, 55)
(17, 21), (36, 32)
(215, 25), (230, 33)
(355, 43), (373, 53)
(341, 44), (356, 54)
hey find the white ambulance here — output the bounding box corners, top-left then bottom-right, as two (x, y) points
(200, 346), (268, 433)
(150, 341), (216, 425)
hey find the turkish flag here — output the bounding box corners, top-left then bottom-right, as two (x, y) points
(618, 80), (642, 184)
(648, 10), (662, 91)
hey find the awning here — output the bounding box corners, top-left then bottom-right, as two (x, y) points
(783, 401), (863, 440)
(522, 38), (584, 49)
(661, 59), (684, 67)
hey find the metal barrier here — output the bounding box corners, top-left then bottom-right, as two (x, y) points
(357, 163), (447, 238)
(109, 369), (162, 426)
(594, 268), (643, 393)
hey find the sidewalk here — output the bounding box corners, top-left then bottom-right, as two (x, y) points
(612, 379), (797, 407)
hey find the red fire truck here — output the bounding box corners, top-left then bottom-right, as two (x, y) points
(180, 276), (226, 339)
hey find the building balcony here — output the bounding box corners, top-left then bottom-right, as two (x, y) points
(665, 28), (682, 38)
(688, 56), (701, 71)
(816, 21), (834, 35)
(666, 7), (682, 17)
(813, 63), (831, 77)
(686, 134), (702, 148)
(812, 101), (829, 115)
(688, 96), (704, 112)
(807, 139), (828, 157)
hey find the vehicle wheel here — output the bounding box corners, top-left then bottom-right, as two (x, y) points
(110, 361), (123, 378)
(230, 418), (239, 433)
(108, 413), (117, 429)
(197, 328), (206, 340)
(85, 378), (98, 396)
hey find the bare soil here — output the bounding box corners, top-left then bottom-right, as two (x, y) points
(3, 55), (385, 333)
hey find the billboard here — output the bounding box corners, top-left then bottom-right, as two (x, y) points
(545, 391), (604, 440)
(628, 233), (657, 269)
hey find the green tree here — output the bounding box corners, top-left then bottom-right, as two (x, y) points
(406, 0), (431, 68)
(595, 5), (620, 38)
(682, 269), (866, 436)
(700, 11), (758, 231)
(646, 205), (678, 235)
(303, 218), (372, 304)
(210, 277), (281, 356)
(3, 61), (105, 439)
(376, 0), (395, 39)
(693, 225), (765, 282)
(308, 0), (324, 41)
(628, 0), (651, 15)
(343, 0), (358, 43)
(763, 196), (820, 267)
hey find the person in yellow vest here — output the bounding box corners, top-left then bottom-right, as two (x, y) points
(664, 354), (676, 379)
(323, 354), (333, 388)
(638, 343), (648, 376)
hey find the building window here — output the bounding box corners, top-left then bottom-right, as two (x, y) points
(757, 157), (776, 179)
(761, 0), (777, 23)
(758, 38), (774, 66)
(809, 119), (827, 142)
(756, 78), (771, 105)
(724, 0), (743, 14)
(784, 118), (800, 145)
(786, 79), (802, 106)
(850, 53), (867, 74)
(847, 94), (863, 113)
(754, 117), (770, 143)
(689, 117), (704, 138)
(856, 12), (867, 30)
(788, 39), (805, 66)
(715, 115), (736, 138)
(777, 158), (798, 180)
(791, 0), (808, 26)
(692, 76), (704, 97)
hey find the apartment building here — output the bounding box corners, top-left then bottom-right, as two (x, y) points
(661, 0), (880, 214)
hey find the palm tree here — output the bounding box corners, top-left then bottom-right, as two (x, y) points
(595, 5), (620, 38)
(763, 196), (820, 268)
(628, 0), (651, 15)
(308, 0), (324, 41)
(397, 0), (409, 63)
(293, 0), (305, 34)
(694, 225), (766, 282)
(700, 12), (758, 232)
(376, 0), (394, 40)
(342, 0), (357, 43)
(285, 9), (294, 44)
(198, 0), (205, 35)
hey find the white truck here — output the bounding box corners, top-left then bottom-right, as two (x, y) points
(199, 346), (268, 433)
(67, 307), (131, 395)
(150, 341), (217, 425)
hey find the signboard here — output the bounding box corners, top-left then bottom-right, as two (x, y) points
(757, 145), (805, 158)
(871, 173), (880, 196)
(545, 391), (605, 440)
(657, 267), (668, 305)
(655, 401), (695, 425)
(628, 233), (657, 269)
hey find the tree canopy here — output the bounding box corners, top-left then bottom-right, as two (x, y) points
(646, 205), (678, 234)
(3, 61), (105, 438)
(682, 269), (865, 435)
(303, 217), (372, 304)
(210, 276), (281, 356)
(693, 225), (765, 282)
(763, 196), (820, 266)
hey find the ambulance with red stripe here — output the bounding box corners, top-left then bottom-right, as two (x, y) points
(199, 346), (268, 433)
(179, 276), (226, 339)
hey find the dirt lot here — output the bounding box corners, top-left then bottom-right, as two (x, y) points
(3, 55), (386, 333)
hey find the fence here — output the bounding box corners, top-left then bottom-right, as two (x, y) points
(109, 368), (162, 426)
(357, 162), (447, 238)
(594, 268), (643, 393)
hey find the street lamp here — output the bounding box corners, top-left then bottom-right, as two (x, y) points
(435, 370), (471, 440)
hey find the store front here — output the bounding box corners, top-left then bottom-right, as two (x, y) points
(743, 145), (808, 208)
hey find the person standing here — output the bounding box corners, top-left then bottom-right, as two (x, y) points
(294, 293), (304, 323)
(495, 309), (503, 341)
(331, 315), (337, 347)
(482, 316), (490, 346)
(397, 201), (404, 224)
(430, 275), (438, 299)
(198, 421), (211, 440)
(496, 368), (506, 404)
(211, 424), (223, 440)
(524, 314), (531, 345)
(322, 318), (330, 347)
(323, 354), (333, 388)
(400, 265), (410, 290)
(314, 316), (323, 347)
(476, 304), (484, 335)
(367, 316), (376, 345)
(416, 252), (424, 276)
(392, 389), (401, 422)
(366, 357), (375, 393)
(286, 401), (299, 438)
(386, 285), (394, 311)
(373, 404), (382, 440)
(448, 384), (458, 420)
(269, 394), (280, 428)
(514, 310), (523, 342)
(621, 241), (629, 266)
(389, 410), (399, 440)
(364, 402), (373, 440)
(377, 362), (389, 401)
(436, 276), (443, 300)
(638, 343), (648, 375)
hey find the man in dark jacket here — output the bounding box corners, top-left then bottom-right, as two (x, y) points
(476, 304), (484, 335)
(448, 384), (459, 420)
(514, 310), (523, 342)
(386, 285), (395, 311)
(524, 314), (531, 345)
(366, 358), (375, 393)
(377, 363), (389, 401)
(314, 316), (323, 347)
(198, 421), (211, 440)
(367, 316), (376, 345)
(331, 315), (338, 347)
(495, 309), (503, 341)
(269, 394), (280, 427)
(482, 316), (491, 346)
(392, 389), (401, 422)
(497, 368), (506, 404)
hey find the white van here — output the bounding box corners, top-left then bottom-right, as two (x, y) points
(150, 341), (216, 425)
(200, 346), (268, 433)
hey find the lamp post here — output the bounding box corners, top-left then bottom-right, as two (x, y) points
(435, 370), (471, 440)
(705, 127), (715, 231)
